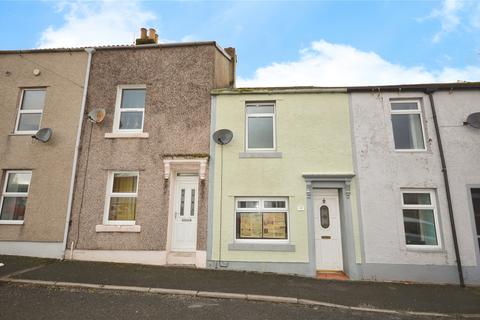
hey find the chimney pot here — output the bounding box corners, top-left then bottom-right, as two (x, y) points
(140, 28), (147, 40)
(148, 28), (156, 40)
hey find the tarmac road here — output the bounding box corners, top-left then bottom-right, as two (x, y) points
(0, 282), (446, 320)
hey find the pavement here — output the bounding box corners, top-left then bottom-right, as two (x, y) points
(1, 255), (479, 317)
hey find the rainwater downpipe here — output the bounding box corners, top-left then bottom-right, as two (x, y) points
(426, 89), (465, 287)
(61, 47), (95, 259)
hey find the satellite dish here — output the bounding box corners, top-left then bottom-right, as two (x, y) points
(464, 112), (480, 129)
(212, 129), (233, 145)
(88, 108), (106, 123)
(32, 128), (53, 143)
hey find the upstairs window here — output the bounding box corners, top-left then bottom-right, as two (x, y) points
(246, 102), (275, 151)
(113, 86), (146, 132)
(0, 171), (32, 223)
(15, 89), (45, 134)
(390, 101), (426, 151)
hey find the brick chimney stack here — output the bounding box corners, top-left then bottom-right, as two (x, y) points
(136, 28), (158, 45)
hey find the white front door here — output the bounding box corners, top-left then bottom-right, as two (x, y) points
(313, 189), (343, 271)
(171, 176), (198, 252)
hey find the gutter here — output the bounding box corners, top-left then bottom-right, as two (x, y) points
(61, 47), (95, 257)
(426, 89), (465, 287)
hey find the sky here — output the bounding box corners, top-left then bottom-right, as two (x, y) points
(0, 0), (479, 87)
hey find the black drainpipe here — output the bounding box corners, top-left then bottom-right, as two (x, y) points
(426, 89), (465, 287)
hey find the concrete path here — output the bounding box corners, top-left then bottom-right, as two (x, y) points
(1, 255), (479, 317)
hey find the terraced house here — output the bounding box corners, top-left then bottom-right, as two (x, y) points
(65, 30), (236, 267)
(0, 48), (90, 258)
(208, 87), (360, 278)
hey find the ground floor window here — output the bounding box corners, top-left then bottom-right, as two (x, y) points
(401, 190), (440, 248)
(0, 171), (32, 222)
(471, 188), (480, 250)
(104, 171), (138, 224)
(235, 198), (288, 240)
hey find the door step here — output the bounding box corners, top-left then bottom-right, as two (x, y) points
(316, 271), (349, 281)
(167, 251), (196, 266)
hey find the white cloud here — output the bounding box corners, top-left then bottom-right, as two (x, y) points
(38, 1), (157, 48)
(237, 40), (480, 87)
(426, 0), (480, 43)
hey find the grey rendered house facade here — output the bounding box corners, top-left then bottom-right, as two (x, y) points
(65, 36), (235, 267)
(348, 83), (480, 285)
(0, 49), (89, 258)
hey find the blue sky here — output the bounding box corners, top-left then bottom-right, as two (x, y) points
(1, 0), (479, 86)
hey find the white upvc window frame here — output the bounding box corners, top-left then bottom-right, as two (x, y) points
(390, 100), (427, 152)
(0, 170), (32, 224)
(234, 197), (289, 243)
(14, 88), (46, 135)
(103, 171), (139, 226)
(401, 189), (442, 250)
(113, 85), (146, 133)
(245, 102), (276, 152)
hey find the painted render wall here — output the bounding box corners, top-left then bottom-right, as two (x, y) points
(209, 92), (358, 276)
(0, 51), (88, 257)
(67, 45), (233, 257)
(350, 90), (480, 284)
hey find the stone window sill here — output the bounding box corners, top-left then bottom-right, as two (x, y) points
(104, 132), (149, 139)
(95, 224), (141, 233)
(239, 152), (282, 159)
(228, 242), (295, 252)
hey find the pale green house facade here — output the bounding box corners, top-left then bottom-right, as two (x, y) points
(207, 88), (362, 278)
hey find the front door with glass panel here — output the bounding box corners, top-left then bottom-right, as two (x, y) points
(313, 189), (343, 271)
(171, 176), (198, 251)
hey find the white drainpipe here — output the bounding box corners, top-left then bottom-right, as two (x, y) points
(61, 47), (95, 259)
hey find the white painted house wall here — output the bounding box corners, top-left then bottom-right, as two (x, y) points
(350, 90), (480, 285)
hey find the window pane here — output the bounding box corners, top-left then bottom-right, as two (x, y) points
(190, 189), (195, 216)
(471, 189), (480, 249)
(0, 197), (27, 220)
(17, 113), (41, 131)
(391, 102), (419, 111)
(248, 117), (274, 149)
(6, 173), (31, 193)
(109, 197), (136, 221)
(403, 209), (438, 245)
(180, 189), (185, 216)
(264, 200), (286, 209)
(403, 193), (431, 205)
(237, 201), (259, 209)
(121, 89), (145, 109)
(21, 90), (45, 110)
(112, 174), (137, 193)
(246, 105), (274, 114)
(237, 212), (262, 238)
(263, 212), (287, 239)
(119, 111), (143, 130)
(320, 205), (330, 228)
(392, 114), (425, 149)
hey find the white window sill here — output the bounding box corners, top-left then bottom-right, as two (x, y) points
(239, 152), (282, 158)
(405, 245), (443, 252)
(0, 220), (24, 225)
(9, 132), (36, 136)
(104, 132), (149, 139)
(228, 242), (295, 252)
(394, 149), (427, 153)
(95, 224), (141, 233)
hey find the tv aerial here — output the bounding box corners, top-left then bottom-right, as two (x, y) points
(88, 108), (106, 123)
(464, 112), (480, 129)
(212, 129), (233, 145)
(32, 128), (53, 143)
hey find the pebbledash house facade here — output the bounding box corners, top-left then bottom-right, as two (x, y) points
(1, 30), (479, 285)
(65, 30), (236, 267)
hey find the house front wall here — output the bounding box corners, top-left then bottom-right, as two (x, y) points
(0, 51), (88, 258)
(350, 90), (480, 284)
(67, 45), (233, 266)
(208, 92), (359, 277)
